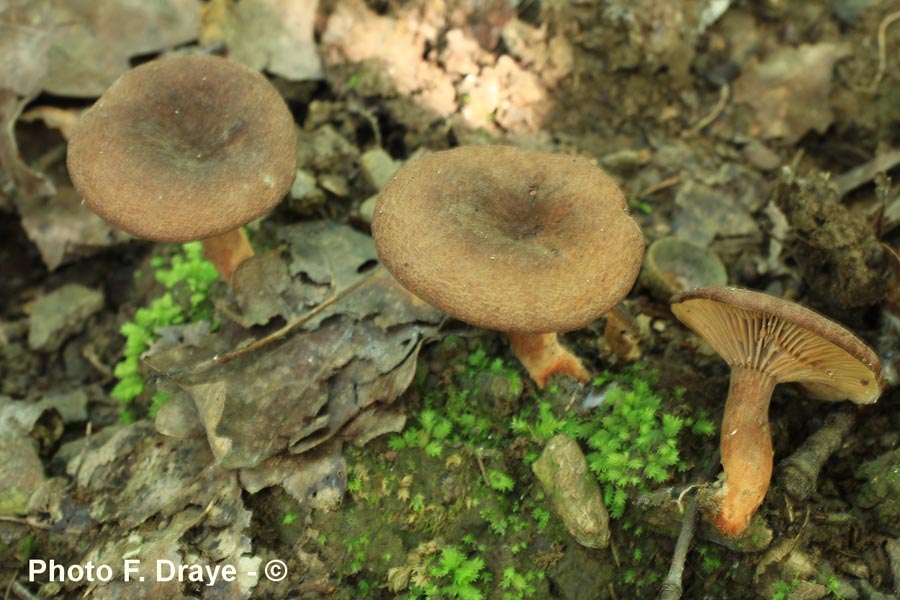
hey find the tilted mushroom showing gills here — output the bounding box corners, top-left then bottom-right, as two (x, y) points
(66, 55), (297, 284)
(371, 146), (645, 387)
(671, 286), (883, 537)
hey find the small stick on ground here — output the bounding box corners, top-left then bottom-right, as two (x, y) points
(473, 450), (490, 488)
(685, 83), (730, 136)
(659, 453), (720, 600)
(830, 148), (900, 198)
(637, 175), (682, 199)
(868, 10), (900, 93)
(776, 409), (857, 500)
(9, 578), (40, 600)
(885, 538), (900, 596)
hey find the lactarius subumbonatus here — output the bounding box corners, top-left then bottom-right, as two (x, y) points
(371, 145), (645, 387)
(671, 286), (883, 536)
(67, 54), (297, 284)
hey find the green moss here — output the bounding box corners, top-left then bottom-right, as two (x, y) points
(407, 545), (487, 600)
(499, 566), (541, 600)
(111, 242), (219, 422)
(512, 366), (715, 518)
(771, 579), (800, 600)
(584, 368), (715, 518)
(335, 347), (714, 597)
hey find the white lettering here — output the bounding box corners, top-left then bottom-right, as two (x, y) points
(157, 559), (175, 581)
(49, 560), (65, 581)
(28, 557), (242, 585)
(68, 564), (84, 581)
(123, 559), (140, 582)
(28, 560), (46, 581)
(95, 563), (113, 582)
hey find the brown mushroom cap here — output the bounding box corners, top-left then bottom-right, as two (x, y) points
(671, 286), (883, 403)
(371, 146), (645, 334)
(66, 55), (297, 243)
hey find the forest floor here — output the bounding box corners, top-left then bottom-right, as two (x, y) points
(1, 0), (900, 598)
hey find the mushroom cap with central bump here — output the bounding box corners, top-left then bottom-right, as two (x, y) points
(66, 54), (297, 243)
(371, 146), (645, 334)
(670, 286), (883, 403)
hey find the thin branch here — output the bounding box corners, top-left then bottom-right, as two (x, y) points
(659, 452), (720, 600)
(868, 10), (900, 93)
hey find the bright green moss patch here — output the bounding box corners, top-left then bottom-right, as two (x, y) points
(111, 242), (218, 422)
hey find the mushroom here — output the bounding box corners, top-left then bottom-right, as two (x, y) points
(66, 54), (297, 284)
(604, 302), (641, 361)
(371, 145), (645, 387)
(670, 286), (883, 536)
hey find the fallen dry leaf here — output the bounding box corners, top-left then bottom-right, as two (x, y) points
(144, 222), (442, 474)
(0, 90), (55, 213)
(240, 439), (346, 508)
(15, 185), (132, 270)
(0, 0), (54, 97)
(734, 43), (851, 144)
(41, 0), (200, 98)
(0, 396), (62, 515)
(222, 0), (323, 82)
(45, 420), (260, 597)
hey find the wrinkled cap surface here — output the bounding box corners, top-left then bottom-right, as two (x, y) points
(67, 54), (297, 242)
(671, 286), (883, 403)
(371, 146), (645, 334)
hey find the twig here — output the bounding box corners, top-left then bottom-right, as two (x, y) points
(830, 148), (900, 198)
(609, 536), (620, 568)
(685, 83), (730, 136)
(659, 491), (700, 600)
(675, 484), (699, 514)
(0, 516), (54, 532)
(659, 452), (720, 600)
(71, 421), (93, 490)
(155, 266), (382, 380)
(473, 451), (490, 488)
(348, 100), (382, 149)
(81, 343), (113, 379)
(9, 579), (39, 600)
(637, 175), (682, 199)
(868, 10), (900, 93)
(776, 410), (857, 501)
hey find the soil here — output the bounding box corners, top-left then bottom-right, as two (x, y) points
(2, 1), (900, 599)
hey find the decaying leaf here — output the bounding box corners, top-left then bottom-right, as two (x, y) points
(145, 222), (442, 479)
(734, 43), (851, 144)
(0, 437), (43, 516)
(240, 439), (346, 509)
(16, 185), (132, 270)
(0, 90), (55, 213)
(41, 0), (200, 98)
(79, 509), (204, 600)
(0, 0), (54, 97)
(0, 395), (64, 515)
(55, 421), (260, 598)
(220, 0), (323, 82)
(71, 423), (236, 527)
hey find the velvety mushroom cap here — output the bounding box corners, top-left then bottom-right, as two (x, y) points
(371, 146), (645, 334)
(67, 55), (297, 242)
(671, 287), (883, 403)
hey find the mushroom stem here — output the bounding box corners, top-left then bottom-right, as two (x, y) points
(711, 366), (776, 537)
(604, 302), (640, 361)
(506, 332), (590, 388)
(201, 228), (255, 285)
